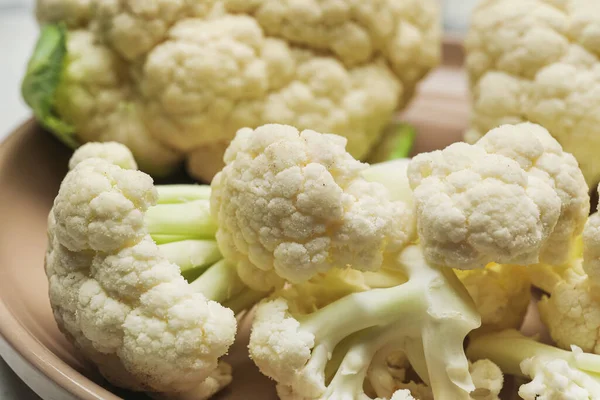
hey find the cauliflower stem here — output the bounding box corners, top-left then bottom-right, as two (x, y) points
(467, 330), (600, 399)
(148, 184), (266, 307)
(251, 245), (483, 399)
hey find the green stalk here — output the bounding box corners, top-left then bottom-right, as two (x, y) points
(158, 240), (221, 281)
(145, 200), (217, 243)
(22, 23), (78, 148)
(156, 185), (211, 204)
(189, 260), (246, 303)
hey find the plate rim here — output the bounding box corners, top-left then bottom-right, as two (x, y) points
(0, 120), (122, 400)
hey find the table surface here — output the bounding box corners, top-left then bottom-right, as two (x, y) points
(0, 2), (475, 399)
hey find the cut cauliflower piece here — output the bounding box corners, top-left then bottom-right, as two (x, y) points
(46, 143), (237, 398)
(468, 330), (600, 400)
(408, 122), (588, 270)
(25, 0), (440, 182)
(455, 263), (532, 334)
(211, 124), (415, 290)
(465, 0), (600, 187)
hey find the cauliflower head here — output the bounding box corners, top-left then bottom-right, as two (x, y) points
(26, 0), (441, 182)
(408, 123), (588, 270)
(45, 143), (237, 397)
(465, 0), (600, 187)
(210, 124), (415, 290)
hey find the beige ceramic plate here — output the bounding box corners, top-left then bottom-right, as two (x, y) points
(0, 43), (533, 400)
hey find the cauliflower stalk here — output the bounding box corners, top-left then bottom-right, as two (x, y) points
(465, 0), (600, 187)
(250, 245), (500, 400)
(468, 330), (600, 400)
(25, 0), (440, 181)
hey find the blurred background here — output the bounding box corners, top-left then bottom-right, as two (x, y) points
(0, 0), (481, 137)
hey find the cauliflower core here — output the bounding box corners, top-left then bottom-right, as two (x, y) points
(466, 0), (600, 187)
(28, 0), (441, 181)
(45, 144), (237, 397)
(211, 124), (414, 290)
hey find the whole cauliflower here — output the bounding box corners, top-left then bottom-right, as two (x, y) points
(45, 143), (237, 398)
(465, 0), (600, 187)
(25, 0), (441, 181)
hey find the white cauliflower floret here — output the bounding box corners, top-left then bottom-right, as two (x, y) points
(46, 143), (237, 397)
(52, 157), (156, 252)
(223, 0), (440, 105)
(475, 123), (589, 265)
(468, 330), (600, 400)
(142, 17), (401, 169)
(538, 260), (600, 355)
(93, 0), (217, 60)
(28, 0), (440, 182)
(538, 185), (600, 355)
(68, 141), (138, 170)
(408, 136), (560, 270)
(408, 123), (588, 270)
(469, 360), (503, 400)
(211, 124), (414, 290)
(250, 298), (319, 394)
(54, 30), (182, 176)
(519, 356), (600, 400)
(465, 0), (600, 187)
